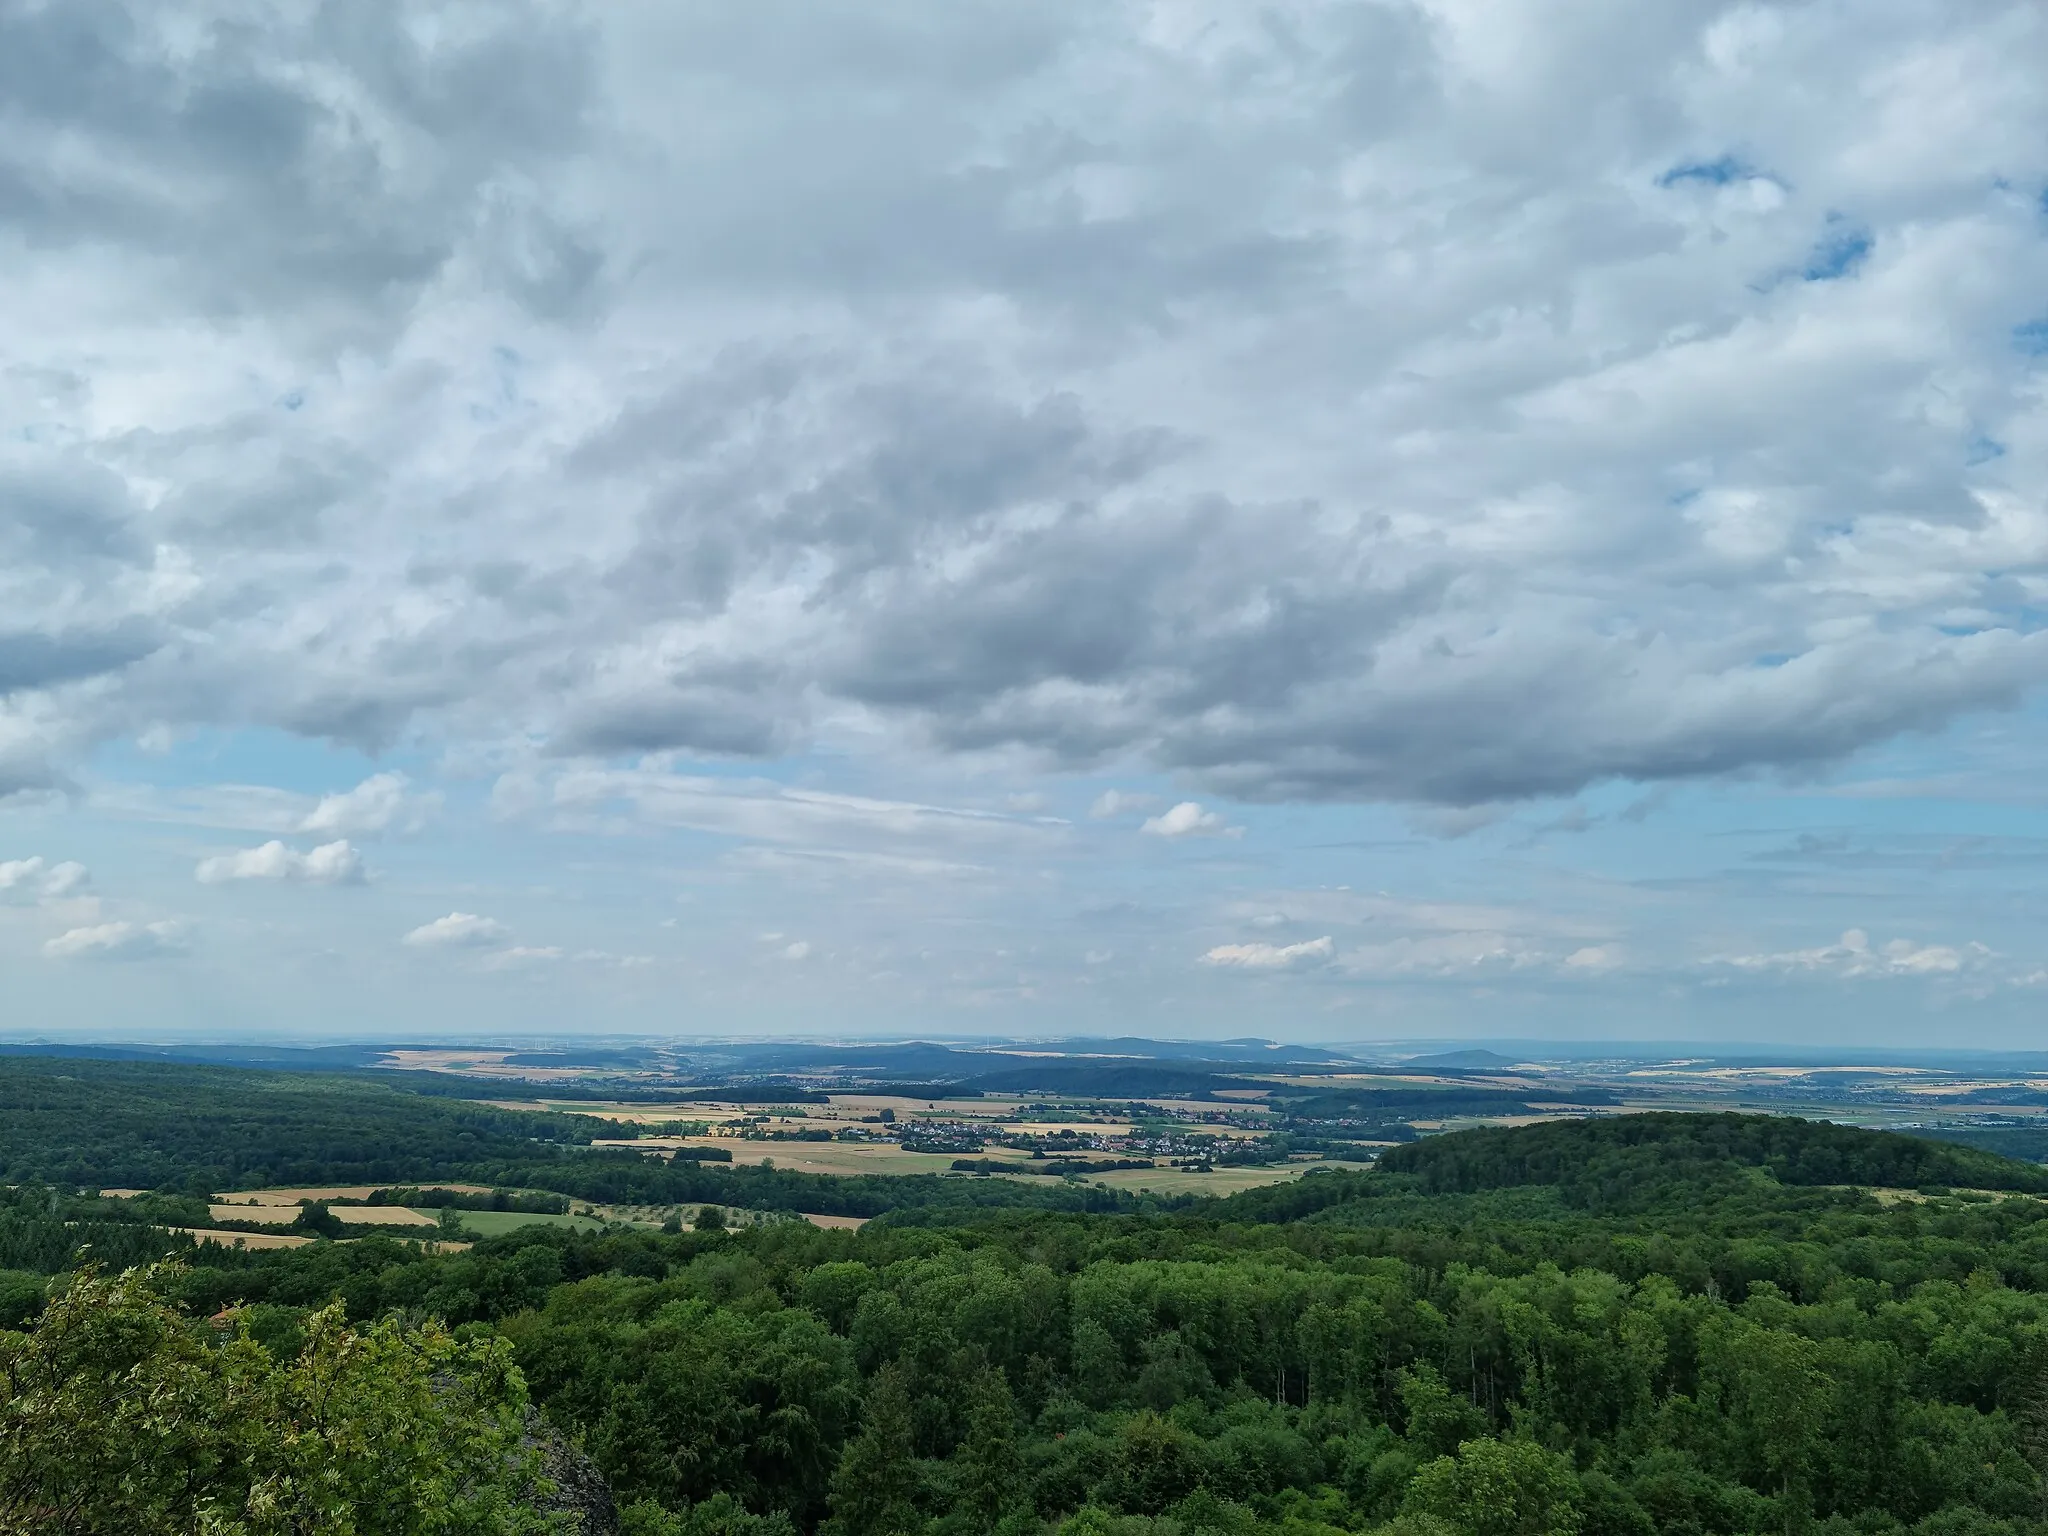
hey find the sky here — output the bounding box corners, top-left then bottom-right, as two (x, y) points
(4, 0), (2048, 1047)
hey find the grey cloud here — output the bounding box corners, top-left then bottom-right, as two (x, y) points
(2, 1), (2046, 806)
(555, 686), (795, 759)
(0, 1), (597, 329)
(600, 4), (1332, 316)
(0, 625), (157, 695)
(0, 454), (148, 564)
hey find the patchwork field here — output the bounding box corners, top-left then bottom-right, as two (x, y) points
(182, 1188), (825, 1242)
(592, 1135), (1042, 1177)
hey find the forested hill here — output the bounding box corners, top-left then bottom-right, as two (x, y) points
(0, 1056), (614, 1191)
(1376, 1110), (2048, 1205)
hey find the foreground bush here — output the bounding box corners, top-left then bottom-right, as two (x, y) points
(0, 1264), (561, 1535)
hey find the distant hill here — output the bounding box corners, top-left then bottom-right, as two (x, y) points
(958, 1063), (1258, 1098)
(1377, 1111), (2048, 1204)
(500, 1049), (658, 1068)
(0, 1041), (391, 1070)
(1400, 1048), (1523, 1070)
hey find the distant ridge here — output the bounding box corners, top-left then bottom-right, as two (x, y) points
(1380, 1111), (2048, 1198)
(1401, 1048), (1522, 1070)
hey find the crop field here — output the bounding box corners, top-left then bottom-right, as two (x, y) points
(1067, 1161), (1344, 1196)
(596, 1135), (1042, 1177)
(170, 1227), (316, 1249)
(206, 1202), (444, 1227)
(212, 1184), (496, 1207)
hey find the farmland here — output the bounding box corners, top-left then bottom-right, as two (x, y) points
(22, 1037), (2048, 1241)
(15, 1071), (2048, 1536)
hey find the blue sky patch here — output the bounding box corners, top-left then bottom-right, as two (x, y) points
(1804, 222), (1871, 281)
(1659, 155), (1753, 187)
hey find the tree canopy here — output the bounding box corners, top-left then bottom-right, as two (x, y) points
(10, 1100), (2048, 1534)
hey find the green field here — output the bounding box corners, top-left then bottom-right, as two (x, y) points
(438, 1208), (610, 1237)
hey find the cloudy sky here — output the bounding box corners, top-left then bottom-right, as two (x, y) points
(4, 0), (2047, 1046)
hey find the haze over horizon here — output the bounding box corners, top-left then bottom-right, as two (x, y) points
(4, 2), (2048, 1045)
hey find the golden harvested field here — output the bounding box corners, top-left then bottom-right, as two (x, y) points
(204, 1202), (435, 1227)
(802, 1213), (869, 1231)
(207, 1203), (282, 1224)
(212, 1184), (494, 1207)
(173, 1228), (316, 1250)
(1072, 1162), (1351, 1196)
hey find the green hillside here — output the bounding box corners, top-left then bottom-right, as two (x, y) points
(1377, 1110), (2048, 1207)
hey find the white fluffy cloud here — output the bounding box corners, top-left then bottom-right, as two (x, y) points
(1089, 791), (1159, 819)
(195, 840), (364, 886)
(1141, 802), (1236, 839)
(482, 946), (566, 969)
(1563, 946), (1624, 973)
(1717, 928), (1984, 979)
(0, 857), (89, 900)
(43, 921), (185, 961)
(298, 775), (433, 838)
(0, 1), (2037, 810)
(1201, 936), (1334, 969)
(402, 912), (508, 949)
(510, 767), (1057, 850)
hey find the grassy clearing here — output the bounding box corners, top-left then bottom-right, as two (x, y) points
(1860, 1186), (2042, 1206)
(448, 1209), (609, 1237)
(446, 1204), (803, 1236)
(331, 1207), (438, 1226)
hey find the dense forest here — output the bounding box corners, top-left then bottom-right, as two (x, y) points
(1377, 1112), (2048, 1203)
(12, 1094), (2048, 1534)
